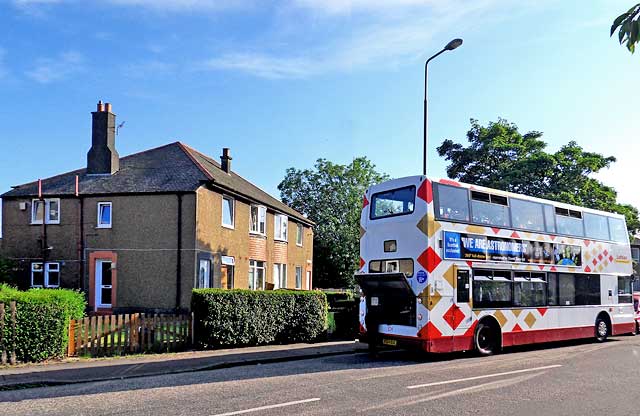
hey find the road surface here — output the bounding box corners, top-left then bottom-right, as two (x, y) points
(2, 336), (639, 415)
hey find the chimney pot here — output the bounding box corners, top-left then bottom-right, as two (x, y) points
(97, 100), (104, 112)
(105, 102), (112, 113)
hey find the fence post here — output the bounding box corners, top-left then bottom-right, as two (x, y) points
(68, 320), (76, 357)
(10, 301), (17, 365)
(0, 303), (5, 365)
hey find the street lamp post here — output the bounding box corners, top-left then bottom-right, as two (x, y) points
(423, 38), (463, 176)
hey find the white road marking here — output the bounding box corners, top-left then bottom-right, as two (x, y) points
(210, 398), (321, 416)
(406, 364), (562, 389)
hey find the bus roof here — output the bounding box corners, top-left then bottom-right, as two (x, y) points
(367, 175), (626, 220)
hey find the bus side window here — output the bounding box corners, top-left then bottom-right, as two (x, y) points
(434, 184), (470, 222)
(547, 273), (558, 306)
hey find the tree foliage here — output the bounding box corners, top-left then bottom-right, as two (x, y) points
(278, 158), (388, 289)
(437, 118), (640, 235)
(611, 3), (640, 53)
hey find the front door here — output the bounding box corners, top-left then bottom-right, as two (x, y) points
(95, 260), (113, 309)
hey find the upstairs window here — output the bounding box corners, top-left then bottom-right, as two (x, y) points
(275, 214), (288, 241)
(250, 205), (266, 235)
(470, 191), (510, 227)
(608, 217), (628, 243)
(583, 213), (609, 241)
(434, 184), (469, 222)
(222, 196), (235, 228)
(296, 223), (304, 246)
(370, 186), (415, 220)
(97, 202), (112, 228)
(555, 207), (584, 237)
(31, 199), (60, 225)
(510, 199), (544, 232)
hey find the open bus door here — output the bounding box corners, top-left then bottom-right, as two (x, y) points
(355, 273), (416, 344)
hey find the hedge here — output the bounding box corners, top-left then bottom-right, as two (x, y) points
(192, 289), (327, 348)
(0, 285), (86, 362)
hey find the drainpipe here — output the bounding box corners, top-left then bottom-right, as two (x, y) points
(176, 193), (183, 311)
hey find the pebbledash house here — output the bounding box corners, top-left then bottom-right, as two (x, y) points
(0, 102), (314, 313)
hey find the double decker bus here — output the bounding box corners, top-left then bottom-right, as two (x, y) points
(357, 176), (635, 355)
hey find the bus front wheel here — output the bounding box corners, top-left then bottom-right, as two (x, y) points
(475, 321), (499, 356)
(595, 317), (609, 342)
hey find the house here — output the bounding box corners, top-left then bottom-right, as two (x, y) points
(0, 102), (314, 313)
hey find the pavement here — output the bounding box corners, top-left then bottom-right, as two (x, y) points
(1, 336), (639, 415)
(0, 340), (364, 389)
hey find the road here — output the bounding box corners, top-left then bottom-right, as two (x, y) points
(2, 336), (640, 415)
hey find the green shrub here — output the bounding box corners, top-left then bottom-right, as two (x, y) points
(324, 290), (356, 310)
(0, 285), (86, 362)
(0, 258), (19, 287)
(192, 289), (327, 348)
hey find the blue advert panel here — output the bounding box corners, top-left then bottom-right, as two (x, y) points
(442, 231), (581, 267)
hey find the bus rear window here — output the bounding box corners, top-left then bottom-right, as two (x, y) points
(370, 186), (415, 219)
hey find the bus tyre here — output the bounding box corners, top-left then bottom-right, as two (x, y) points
(595, 318), (609, 342)
(475, 322), (499, 356)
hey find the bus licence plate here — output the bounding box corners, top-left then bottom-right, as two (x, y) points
(382, 339), (397, 346)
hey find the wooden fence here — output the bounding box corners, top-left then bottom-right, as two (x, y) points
(0, 302), (17, 365)
(68, 313), (193, 357)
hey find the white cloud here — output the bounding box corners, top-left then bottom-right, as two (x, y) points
(106, 0), (254, 11)
(292, 0), (440, 15)
(201, 53), (317, 79)
(25, 51), (84, 83)
(198, 0), (505, 78)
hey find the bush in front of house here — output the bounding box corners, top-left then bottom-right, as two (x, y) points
(0, 284), (86, 362)
(192, 289), (327, 348)
(323, 290), (360, 340)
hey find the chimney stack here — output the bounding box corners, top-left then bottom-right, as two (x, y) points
(221, 148), (232, 173)
(87, 101), (119, 175)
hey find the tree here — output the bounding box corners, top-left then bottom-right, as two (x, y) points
(278, 158), (388, 289)
(611, 3), (640, 53)
(437, 118), (640, 235)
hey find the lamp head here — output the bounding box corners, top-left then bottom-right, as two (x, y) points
(444, 38), (463, 51)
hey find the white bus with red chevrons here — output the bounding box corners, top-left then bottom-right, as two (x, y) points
(357, 176), (635, 355)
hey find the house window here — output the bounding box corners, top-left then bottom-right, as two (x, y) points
(31, 262), (60, 288)
(296, 223), (303, 246)
(198, 259), (211, 288)
(274, 214), (288, 241)
(250, 205), (267, 235)
(222, 196), (235, 228)
(273, 263), (287, 289)
(249, 260), (265, 290)
(31, 199), (60, 224)
(97, 202), (112, 228)
(295, 266), (303, 289)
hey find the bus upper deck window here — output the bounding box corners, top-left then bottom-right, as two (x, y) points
(370, 186), (416, 220)
(435, 184), (470, 222)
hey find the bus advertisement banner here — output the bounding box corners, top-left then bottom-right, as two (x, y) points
(443, 231), (582, 266)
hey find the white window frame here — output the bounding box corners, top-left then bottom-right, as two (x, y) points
(249, 260), (266, 290)
(31, 262), (60, 288)
(222, 195), (235, 229)
(250, 205), (267, 236)
(97, 202), (112, 229)
(296, 223), (303, 246)
(31, 198), (61, 225)
(274, 214), (288, 241)
(273, 263), (287, 289)
(295, 266), (303, 289)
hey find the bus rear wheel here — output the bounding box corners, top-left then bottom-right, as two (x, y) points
(475, 321), (499, 356)
(595, 318), (609, 342)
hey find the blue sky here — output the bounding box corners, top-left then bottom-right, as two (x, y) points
(0, 0), (638, 234)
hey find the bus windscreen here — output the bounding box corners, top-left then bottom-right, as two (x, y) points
(370, 186), (415, 219)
